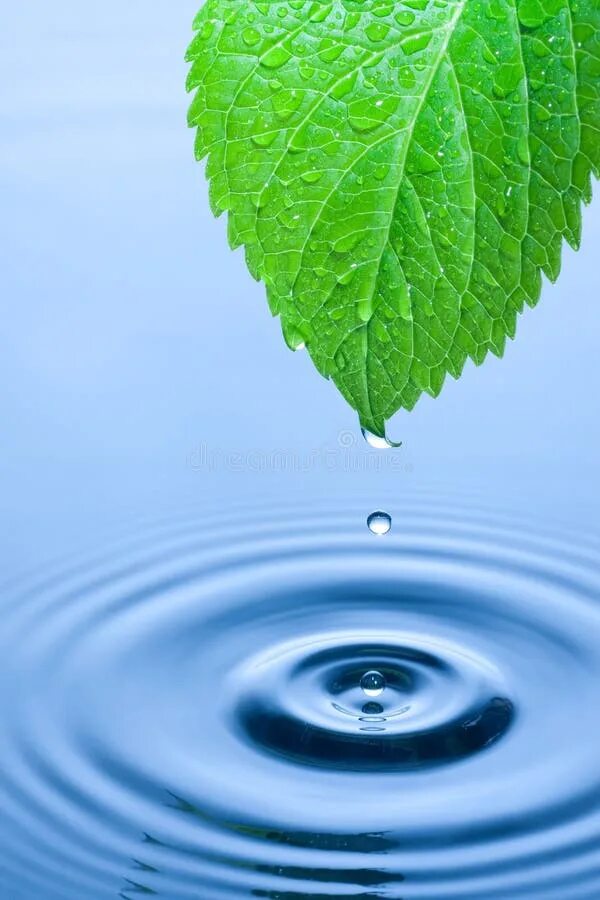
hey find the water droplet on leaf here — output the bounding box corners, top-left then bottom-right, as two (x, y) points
(361, 427), (402, 448)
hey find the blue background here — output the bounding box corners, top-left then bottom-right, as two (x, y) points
(2, 6), (600, 900)
(1, 0), (599, 561)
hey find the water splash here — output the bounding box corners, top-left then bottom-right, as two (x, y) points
(360, 669), (386, 698)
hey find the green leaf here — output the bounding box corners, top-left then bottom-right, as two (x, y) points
(187, 0), (599, 436)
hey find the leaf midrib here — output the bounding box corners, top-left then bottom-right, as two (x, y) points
(353, 0), (467, 422)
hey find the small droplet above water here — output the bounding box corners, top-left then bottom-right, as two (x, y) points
(367, 511), (392, 536)
(360, 670), (386, 698)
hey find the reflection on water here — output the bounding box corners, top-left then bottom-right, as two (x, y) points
(1, 496), (600, 898)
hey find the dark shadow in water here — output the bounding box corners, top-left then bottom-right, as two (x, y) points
(252, 892), (401, 899)
(119, 791), (403, 898)
(240, 697), (514, 771)
(165, 791), (396, 852)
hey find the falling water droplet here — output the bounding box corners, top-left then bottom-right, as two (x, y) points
(360, 670), (386, 698)
(367, 511), (392, 536)
(361, 427), (402, 449)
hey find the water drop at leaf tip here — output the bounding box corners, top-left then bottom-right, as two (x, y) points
(361, 426), (402, 449)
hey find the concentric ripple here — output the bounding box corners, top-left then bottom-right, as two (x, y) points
(236, 634), (514, 772)
(1, 493), (600, 899)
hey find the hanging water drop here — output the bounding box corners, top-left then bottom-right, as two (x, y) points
(360, 670), (386, 698)
(361, 427), (402, 449)
(367, 510), (392, 536)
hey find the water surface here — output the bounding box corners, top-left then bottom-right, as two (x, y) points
(2, 494), (600, 898)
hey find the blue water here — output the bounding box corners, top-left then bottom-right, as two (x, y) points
(1, 493), (600, 898)
(2, 3), (600, 899)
